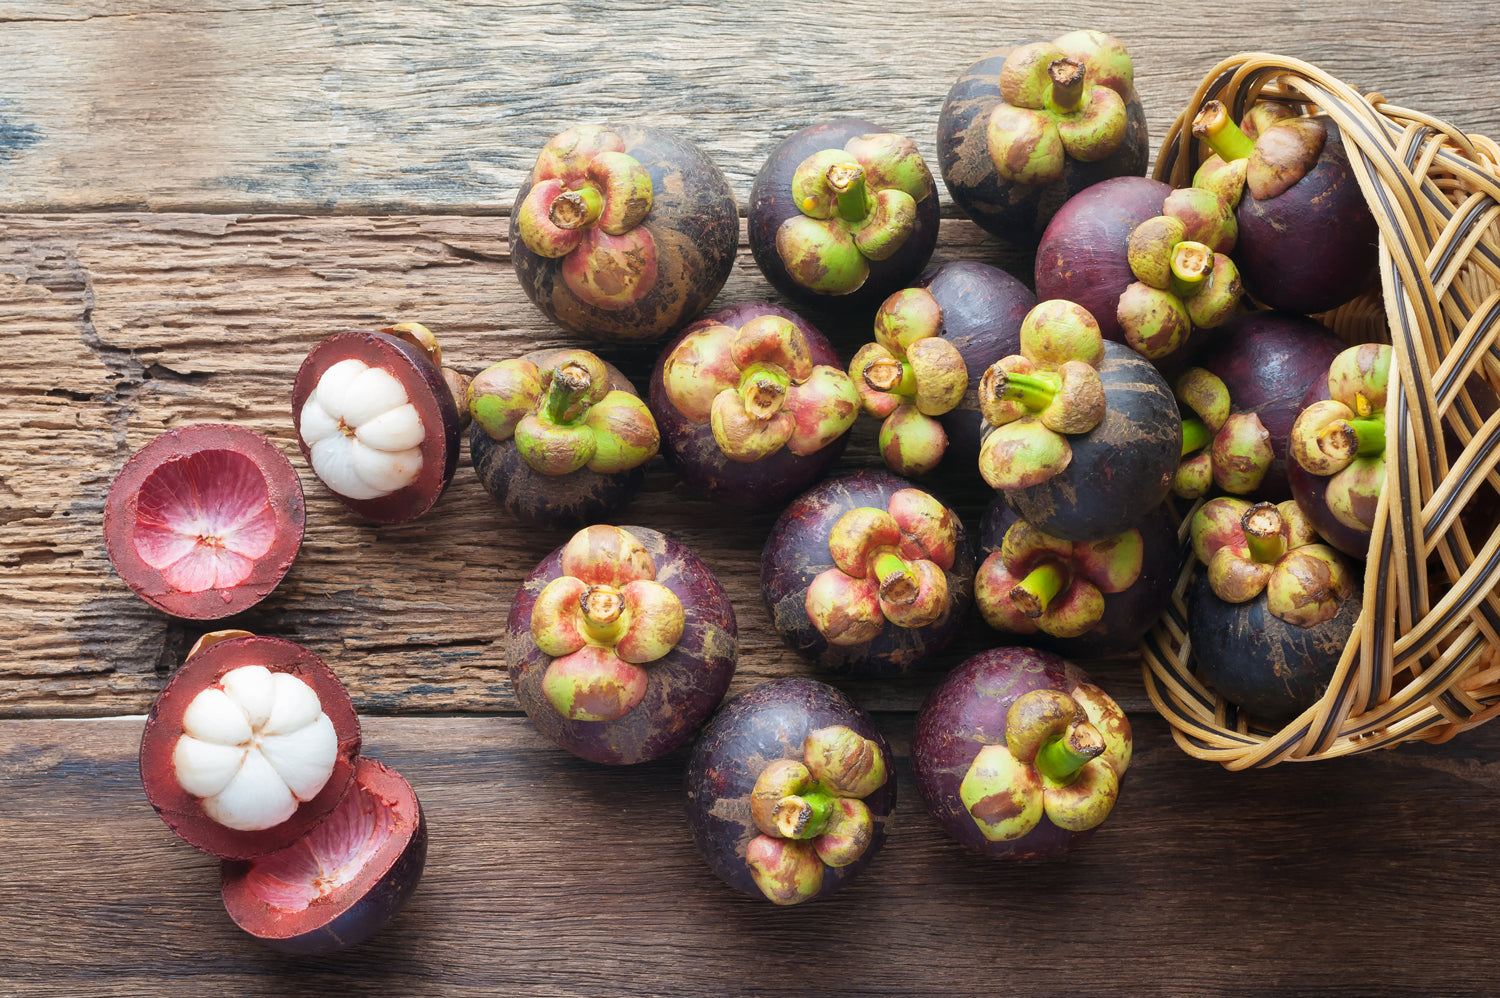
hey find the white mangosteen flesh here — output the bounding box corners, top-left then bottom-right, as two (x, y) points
(131, 449), (276, 593)
(172, 665), (339, 832)
(241, 779), (396, 910)
(298, 358), (425, 501)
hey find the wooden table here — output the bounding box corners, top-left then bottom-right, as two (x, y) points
(5, 3), (1500, 995)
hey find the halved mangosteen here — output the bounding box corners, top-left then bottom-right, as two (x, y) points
(104, 423), (306, 620)
(139, 633), (361, 859)
(221, 756), (427, 956)
(292, 329), (462, 524)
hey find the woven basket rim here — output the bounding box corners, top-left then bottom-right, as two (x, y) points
(1140, 51), (1500, 768)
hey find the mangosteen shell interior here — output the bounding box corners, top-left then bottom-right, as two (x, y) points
(509, 123), (739, 343)
(760, 469), (976, 678)
(138, 634), (362, 860)
(506, 524), (738, 765)
(221, 756), (427, 956)
(684, 677), (896, 902)
(290, 330), (461, 524)
(103, 422), (306, 621)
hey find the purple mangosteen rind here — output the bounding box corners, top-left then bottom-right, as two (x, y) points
(138, 634), (362, 860)
(509, 123), (739, 343)
(684, 677), (896, 903)
(913, 261), (1037, 469)
(912, 646), (1128, 860)
(649, 302), (853, 511)
(221, 757), (428, 956)
(103, 422), (306, 621)
(291, 330), (461, 524)
(471, 349), (647, 530)
(977, 498), (1181, 658)
(506, 525), (738, 765)
(938, 47), (1151, 248)
(760, 469), (976, 678)
(995, 340), (1181, 543)
(748, 118), (941, 313)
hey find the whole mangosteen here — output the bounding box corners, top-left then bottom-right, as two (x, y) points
(761, 470), (975, 678)
(649, 302), (859, 511)
(748, 118), (940, 314)
(1187, 497), (1360, 722)
(912, 646), (1131, 860)
(510, 123), (739, 343)
(469, 347), (658, 530)
(103, 423), (305, 621)
(507, 524), (737, 765)
(938, 30), (1150, 247)
(976, 498), (1179, 658)
(684, 677), (896, 905)
(978, 300), (1180, 542)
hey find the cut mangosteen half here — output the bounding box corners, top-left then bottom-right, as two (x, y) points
(292, 330), (461, 523)
(140, 634), (361, 859)
(222, 756), (427, 956)
(103, 423), (306, 621)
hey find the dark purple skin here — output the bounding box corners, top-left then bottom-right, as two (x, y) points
(221, 758), (428, 956)
(684, 678), (896, 902)
(912, 646), (1116, 860)
(1033, 176), (1174, 346)
(998, 341), (1181, 543)
(470, 350), (645, 531)
(748, 118), (941, 316)
(979, 498), (1181, 658)
(510, 123), (739, 343)
(760, 469), (976, 679)
(291, 331), (462, 524)
(1187, 569), (1359, 724)
(506, 525), (738, 765)
(1235, 119), (1379, 316)
(938, 48), (1151, 248)
(1286, 374), (1370, 559)
(912, 261), (1036, 468)
(1194, 311), (1346, 501)
(649, 302), (851, 512)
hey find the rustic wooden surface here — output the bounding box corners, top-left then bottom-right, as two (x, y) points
(4, 2), (1500, 994)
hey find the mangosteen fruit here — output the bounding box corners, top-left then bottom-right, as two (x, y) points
(910, 261), (1037, 468)
(139, 633), (361, 859)
(221, 756), (427, 955)
(649, 302), (859, 511)
(104, 423), (305, 620)
(761, 470), (975, 678)
(1187, 497), (1360, 722)
(1287, 343), (1391, 559)
(848, 288), (969, 476)
(748, 118), (939, 312)
(468, 347), (658, 530)
(912, 646), (1131, 861)
(1193, 101), (1379, 314)
(1177, 310), (1347, 500)
(292, 328), (462, 524)
(938, 30), (1150, 247)
(510, 123), (739, 343)
(507, 524), (737, 765)
(976, 498), (1179, 658)
(684, 678), (895, 905)
(978, 300), (1180, 542)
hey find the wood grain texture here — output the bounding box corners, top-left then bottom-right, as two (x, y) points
(3, 713), (1500, 997)
(0, 2), (1496, 213)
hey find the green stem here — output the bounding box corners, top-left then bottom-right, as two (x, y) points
(862, 356), (917, 396)
(578, 585), (627, 644)
(995, 369), (1062, 413)
(775, 790), (836, 839)
(1240, 502), (1287, 564)
(1011, 562), (1068, 618)
(827, 163), (869, 223)
(1348, 414), (1386, 457)
(1193, 100), (1256, 163)
(549, 185), (605, 230)
(1047, 58), (1087, 113)
(1180, 416), (1213, 456)
(1169, 241), (1213, 297)
(1033, 732), (1101, 785)
(542, 363), (593, 424)
(737, 362), (791, 420)
(870, 551), (917, 603)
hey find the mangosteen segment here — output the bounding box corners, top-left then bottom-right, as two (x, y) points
(976, 518), (1144, 639)
(1290, 344), (1390, 533)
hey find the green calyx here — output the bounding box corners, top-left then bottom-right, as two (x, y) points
(1192, 102), (1325, 202)
(1194, 497), (1352, 624)
(1171, 368), (1269, 498)
(517, 128), (654, 259)
(976, 518), (1140, 638)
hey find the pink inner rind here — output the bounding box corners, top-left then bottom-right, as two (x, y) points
(242, 781), (397, 911)
(132, 449), (275, 593)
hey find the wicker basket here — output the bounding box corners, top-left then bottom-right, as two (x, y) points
(1141, 52), (1500, 768)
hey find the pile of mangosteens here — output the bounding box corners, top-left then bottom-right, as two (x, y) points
(100, 30), (1415, 932)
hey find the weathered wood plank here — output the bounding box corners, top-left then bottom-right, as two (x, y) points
(3, 714), (1499, 997)
(0, 1), (1496, 213)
